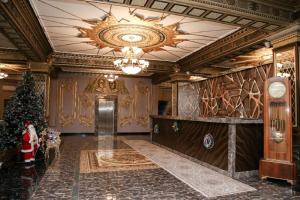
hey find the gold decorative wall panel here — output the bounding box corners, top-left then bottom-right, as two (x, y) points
(119, 94), (134, 128)
(178, 64), (273, 119)
(78, 93), (94, 127)
(53, 74), (152, 132)
(58, 79), (77, 127)
(171, 82), (178, 116)
(135, 82), (151, 128)
(118, 81), (151, 129)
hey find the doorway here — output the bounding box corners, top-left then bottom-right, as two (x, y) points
(95, 97), (117, 135)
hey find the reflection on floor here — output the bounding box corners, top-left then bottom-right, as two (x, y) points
(1, 135), (300, 199)
(0, 159), (46, 200)
(124, 139), (255, 198)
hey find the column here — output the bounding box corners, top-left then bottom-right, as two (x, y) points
(171, 82), (178, 116)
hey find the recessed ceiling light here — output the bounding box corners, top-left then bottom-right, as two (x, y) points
(151, 1), (168, 10)
(108, 0), (124, 3)
(205, 12), (223, 19)
(188, 8), (205, 16)
(131, 0), (147, 6)
(170, 4), (188, 13)
(236, 19), (252, 25)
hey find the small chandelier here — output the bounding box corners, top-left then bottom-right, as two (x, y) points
(0, 71), (8, 79)
(113, 47), (149, 75)
(104, 74), (118, 82)
(277, 72), (290, 78)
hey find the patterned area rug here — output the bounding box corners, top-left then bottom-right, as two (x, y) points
(80, 149), (159, 173)
(124, 139), (256, 198)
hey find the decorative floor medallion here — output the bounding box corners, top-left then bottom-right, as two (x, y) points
(80, 149), (159, 173)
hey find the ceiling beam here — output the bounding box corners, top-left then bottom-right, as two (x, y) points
(0, 0), (52, 61)
(0, 48), (27, 64)
(178, 27), (269, 72)
(151, 73), (171, 84)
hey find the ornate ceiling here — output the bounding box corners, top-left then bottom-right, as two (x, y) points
(30, 0), (239, 62)
(0, 0), (299, 81)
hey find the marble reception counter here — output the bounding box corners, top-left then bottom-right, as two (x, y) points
(151, 115), (264, 178)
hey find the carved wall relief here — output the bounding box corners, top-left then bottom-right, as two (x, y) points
(135, 82), (151, 128)
(119, 94), (134, 128)
(84, 74), (128, 95)
(78, 93), (94, 127)
(178, 64), (273, 118)
(118, 81), (151, 129)
(58, 79), (77, 127)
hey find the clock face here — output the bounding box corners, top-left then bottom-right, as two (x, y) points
(268, 82), (286, 98)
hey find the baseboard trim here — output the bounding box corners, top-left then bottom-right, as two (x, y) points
(116, 132), (150, 135)
(61, 133), (95, 136)
(60, 132), (150, 136)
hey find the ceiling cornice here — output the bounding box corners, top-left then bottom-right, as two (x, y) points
(250, 0), (299, 12)
(97, 0), (293, 30)
(268, 21), (300, 48)
(50, 52), (175, 74)
(0, 48), (27, 64)
(151, 73), (171, 84)
(171, 0), (291, 23)
(0, 0), (52, 61)
(178, 27), (269, 72)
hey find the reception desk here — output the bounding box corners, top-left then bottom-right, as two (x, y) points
(151, 115), (263, 178)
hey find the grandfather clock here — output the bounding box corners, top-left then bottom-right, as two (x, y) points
(259, 76), (296, 184)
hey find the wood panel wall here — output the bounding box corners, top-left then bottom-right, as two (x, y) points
(236, 124), (263, 172)
(178, 64), (274, 119)
(152, 118), (229, 170)
(0, 79), (19, 119)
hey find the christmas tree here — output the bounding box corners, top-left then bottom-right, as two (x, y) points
(3, 71), (47, 145)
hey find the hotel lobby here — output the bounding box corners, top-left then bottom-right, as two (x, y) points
(0, 0), (300, 199)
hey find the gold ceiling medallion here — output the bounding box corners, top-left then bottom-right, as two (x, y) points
(77, 14), (185, 52)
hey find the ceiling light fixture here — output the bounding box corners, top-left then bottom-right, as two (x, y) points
(0, 64), (8, 79)
(104, 74), (118, 82)
(0, 71), (8, 79)
(277, 72), (291, 78)
(189, 75), (207, 82)
(113, 47), (149, 75)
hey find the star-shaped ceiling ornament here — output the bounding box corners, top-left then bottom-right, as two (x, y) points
(77, 13), (187, 53)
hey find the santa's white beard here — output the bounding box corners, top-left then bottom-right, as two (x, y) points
(28, 125), (37, 137)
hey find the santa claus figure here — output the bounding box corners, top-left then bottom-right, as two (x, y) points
(28, 123), (39, 161)
(21, 121), (39, 163)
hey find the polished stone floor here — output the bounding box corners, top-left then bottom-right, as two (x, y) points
(1, 135), (300, 199)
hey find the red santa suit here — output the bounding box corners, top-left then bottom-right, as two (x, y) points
(21, 129), (34, 163)
(28, 124), (39, 161)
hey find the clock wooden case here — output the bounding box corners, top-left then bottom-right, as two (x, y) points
(259, 77), (296, 184)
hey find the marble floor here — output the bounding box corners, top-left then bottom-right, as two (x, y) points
(1, 135), (300, 200)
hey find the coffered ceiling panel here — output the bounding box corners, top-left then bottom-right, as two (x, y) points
(30, 0), (239, 62)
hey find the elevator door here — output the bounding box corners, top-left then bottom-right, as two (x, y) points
(96, 99), (115, 135)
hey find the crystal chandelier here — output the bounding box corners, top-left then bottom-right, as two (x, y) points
(104, 74), (118, 82)
(0, 71), (8, 79)
(113, 47), (149, 75)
